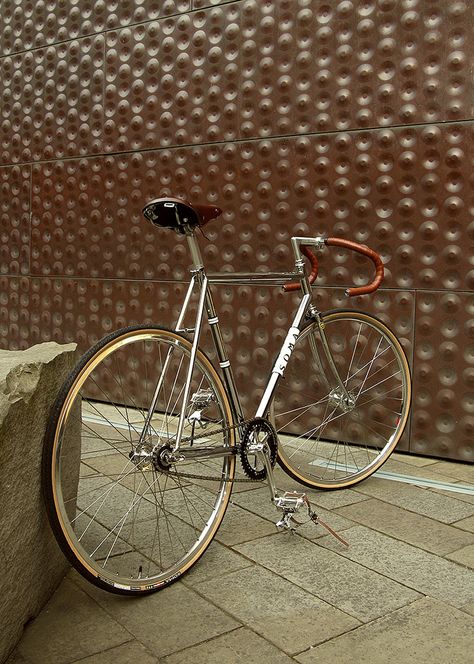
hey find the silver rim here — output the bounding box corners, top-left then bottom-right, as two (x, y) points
(273, 312), (411, 488)
(51, 329), (234, 590)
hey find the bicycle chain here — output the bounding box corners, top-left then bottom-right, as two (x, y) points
(162, 417), (268, 483)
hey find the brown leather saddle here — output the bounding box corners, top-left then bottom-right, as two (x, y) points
(142, 197), (222, 234)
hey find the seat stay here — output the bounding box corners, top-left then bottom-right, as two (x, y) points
(135, 275), (197, 448)
(171, 272), (209, 453)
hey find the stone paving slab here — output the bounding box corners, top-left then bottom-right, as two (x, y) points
(335, 497), (474, 555)
(446, 543), (474, 569)
(390, 452), (439, 467)
(192, 565), (359, 655)
(302, 488), (370, 511)
(318, 525), (474, 609)
(368, 457), (463, 483)
(230, 486), (355, 540)
(271, 468), (370, 509)
(295, 597), (474, 664)
(213, 501), (278, 546)
(430, 487), (474, 505)
(427, 461), (474, 483)
(454, 514), (474, 532)
(182, 540), (254, 587)
(191, 471), (262, 494)
(11, 578), (132, 664)
(7, 454), (474, 664)
(354, 477), (474, 523)
(234, 532), (420, 622)
(71, 574), (239, 659)
(82, 452), (136, 478)
(70, 641), (160, 664)
(162, 627), (295, 664)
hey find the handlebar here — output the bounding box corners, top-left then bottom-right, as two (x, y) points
(283, 237), (384, 296)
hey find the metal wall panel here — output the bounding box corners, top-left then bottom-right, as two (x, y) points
(1, 0), (473, 461)
(0, 165), (30, 275)
(413, 290), (474, 461)
(0, 35), (104, 163)
(31, 124), (473, 290)
(104, 5), (240, 152)
(240, 0), (473, 137)
(0, 1), (190, 55)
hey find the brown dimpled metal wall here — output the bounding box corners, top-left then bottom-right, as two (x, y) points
(0, 1), (473, 462)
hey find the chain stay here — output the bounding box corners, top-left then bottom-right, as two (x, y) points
(163, 416), (267, 483)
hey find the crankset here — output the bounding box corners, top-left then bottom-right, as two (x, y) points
(240, 417), (278, 480)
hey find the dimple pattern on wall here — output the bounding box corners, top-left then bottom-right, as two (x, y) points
(0, 273), (415, 449)
(0, 165), (30, 275)
(0, 35), (104, 163)
(1, 0), (473, 461)
(413, 291), (474, 460)
(31, 124), (474, 291)
(104, 4), (240, 151)
(241, 0), (472, 137)
(0, 1), (191, 55)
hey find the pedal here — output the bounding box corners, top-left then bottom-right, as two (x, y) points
(273, 491), (349, 546)
(190, 389), (216, 408)
(274, 492), (307, 532)
(274, 491), (306, 512)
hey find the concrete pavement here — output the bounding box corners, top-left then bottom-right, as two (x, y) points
(6, 453), (474, 664)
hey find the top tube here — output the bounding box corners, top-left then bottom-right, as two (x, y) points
(206, 271), (299, 286)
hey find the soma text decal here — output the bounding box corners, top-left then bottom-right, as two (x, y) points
(274, 327), (300, 375)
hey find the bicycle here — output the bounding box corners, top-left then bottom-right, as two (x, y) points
(42, 197), (411, 595)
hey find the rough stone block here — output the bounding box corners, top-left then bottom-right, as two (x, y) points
(0, 342), (77, 664)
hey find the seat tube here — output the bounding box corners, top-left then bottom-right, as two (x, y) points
(204, 285), (244, 424)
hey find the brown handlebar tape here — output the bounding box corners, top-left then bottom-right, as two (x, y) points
(283, 238), (384, 295)
(325, 237), (384, 296)
(283, 245), (319, 292)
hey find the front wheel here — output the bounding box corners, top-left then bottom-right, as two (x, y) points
(271, 310), (411, 489)
(42, 325), (235, 594)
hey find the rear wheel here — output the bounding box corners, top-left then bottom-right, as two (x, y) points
(43, 325), (235, 594)
(271, 310), (411, 489)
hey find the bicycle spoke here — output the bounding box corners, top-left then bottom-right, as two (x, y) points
(273, 313), (410, 488)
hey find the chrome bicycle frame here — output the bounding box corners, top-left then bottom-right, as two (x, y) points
(137, 230), (353, 504)
(173, 235), (310, 433)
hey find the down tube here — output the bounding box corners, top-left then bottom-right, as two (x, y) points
(255, 293), (311, 419)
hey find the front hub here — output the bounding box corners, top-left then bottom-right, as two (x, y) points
(328, 388), (356, 412)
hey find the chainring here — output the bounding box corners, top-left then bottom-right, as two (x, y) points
(240, 417), (278, 480)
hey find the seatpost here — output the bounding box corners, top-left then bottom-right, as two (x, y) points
(187, 233), (205, 270)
